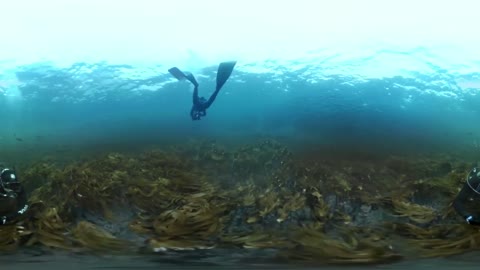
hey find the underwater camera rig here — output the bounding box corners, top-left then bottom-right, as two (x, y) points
(453, 167), (480, 225)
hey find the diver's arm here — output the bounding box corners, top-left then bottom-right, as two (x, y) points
(453, 196), (471, 222)
(1, 187), (28, 225)
(466, 216), (480, 225)
(453, 195), (480, 225)
(0, 185), (7, 196)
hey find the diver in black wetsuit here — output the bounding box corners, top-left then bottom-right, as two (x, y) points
(168, 61), (236, 120)
(453, 167), (480, 225)
(0, 168), (29, 225)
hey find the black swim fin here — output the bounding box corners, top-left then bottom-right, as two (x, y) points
(215, 61), (236, 91)
(168, 67), (187, 81)
(168, 67), (198, 86)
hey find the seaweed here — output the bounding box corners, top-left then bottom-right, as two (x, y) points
(0, 139), (475, 265)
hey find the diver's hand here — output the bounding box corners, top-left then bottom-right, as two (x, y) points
(0, 189), (17, 198)
(466, 215), (473, 224)
(1, 216), (6, 225)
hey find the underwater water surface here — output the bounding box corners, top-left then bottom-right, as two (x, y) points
(1, 0), (480, 269)
(1, 45), (480, 162)
(0, 1), (479, 161)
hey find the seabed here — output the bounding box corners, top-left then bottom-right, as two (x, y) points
(1, 139), (480, 269)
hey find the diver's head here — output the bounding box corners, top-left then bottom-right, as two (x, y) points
(192, 111), (201, 120)
(466, 168), (480, 193)
(453, 167), (480, 221)
(0, 168), (20, 193)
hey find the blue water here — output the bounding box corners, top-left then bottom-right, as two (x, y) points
(2, 2), (480, 269)
(1, 46), (480, 163)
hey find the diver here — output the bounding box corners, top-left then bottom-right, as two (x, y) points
(168, 61), (236, 120)
(0, 167), (29, 225)
(453, 167), (480, 225)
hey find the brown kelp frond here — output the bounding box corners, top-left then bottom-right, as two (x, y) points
(389, 197), (437, 224)
(0, 225), (24, 252)
(280, 226), (401, 264)
(277, 192), (307, 222)
(221, 232), (294, 249)
(387, 221), (480, 257)
(387, 222), (464, 239)
(413, 175), (463, 197)
(408, 226), (480, 257)
(151, 198), (225, 239)
(257, 188), (281, 217)
(307, 188), (330, 221)
(26, 206), (73, 250)
(71, 221), (131, 253)
(147, 237), (215, 251)
(2, 139), (476, 264)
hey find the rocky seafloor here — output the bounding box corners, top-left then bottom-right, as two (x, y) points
(1, 139), (480, 268)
